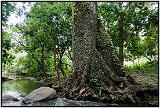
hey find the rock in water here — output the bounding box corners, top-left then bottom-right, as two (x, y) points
(23, 87), (57, 103)
(2, 95), (19, 102)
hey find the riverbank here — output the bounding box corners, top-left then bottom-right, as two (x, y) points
(2, 71), (158, 106)
(2, 79), (118, 106)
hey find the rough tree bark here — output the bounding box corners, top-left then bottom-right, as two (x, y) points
(62, 2), (158, 105)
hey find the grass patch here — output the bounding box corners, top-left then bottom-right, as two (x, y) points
(124, 60), (158, 73)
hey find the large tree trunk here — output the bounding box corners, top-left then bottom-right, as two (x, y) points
(63, 2), (158, 105)
(64, 2), (125, 87)
(63, 1), (119, 98)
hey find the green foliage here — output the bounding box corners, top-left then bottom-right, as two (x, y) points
(98, 2), (158, 62)
(14, 54), (45, 77)
(2, 30), (15, 66)
(2, 2), (16, 66)
(11, 2), (73, 78)
(61, 56), (72, 74)
(141, 26), (158, 60)
(2, 2), (15, 24)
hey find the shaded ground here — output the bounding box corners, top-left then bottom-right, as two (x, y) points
(127, 71), (158, 106)
(128, 71), (158, 87)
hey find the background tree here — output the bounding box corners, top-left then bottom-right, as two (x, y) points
(13, 2), (72, 81)
(2, 2), (16, 68)
(98, 2), (158, 66)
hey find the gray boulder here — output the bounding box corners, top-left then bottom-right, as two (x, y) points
(2, 95), (19, 102)
(23, 87), (57, 103)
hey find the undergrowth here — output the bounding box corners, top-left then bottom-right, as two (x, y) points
(124, 60), (158, 73)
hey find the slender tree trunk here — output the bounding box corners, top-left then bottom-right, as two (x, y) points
(41, 44), (46, 77)
(57, 46), (66, 76)
(58, 54), (65, 76)
(37, 62), (41, 77)
(119, 15), (124, 67)
(53, 37), (60, 85)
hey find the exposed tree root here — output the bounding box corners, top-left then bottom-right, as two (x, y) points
(62, 75), (158, 106)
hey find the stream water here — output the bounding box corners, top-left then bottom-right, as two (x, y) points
(2, 78), (119, 106)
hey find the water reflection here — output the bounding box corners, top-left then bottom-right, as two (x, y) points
(2, 79), (44, 95)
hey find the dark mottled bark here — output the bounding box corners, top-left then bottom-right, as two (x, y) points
(71, 2), (115, 84)
(96, 18), (125, 77)
(63, 2), (120, 94)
